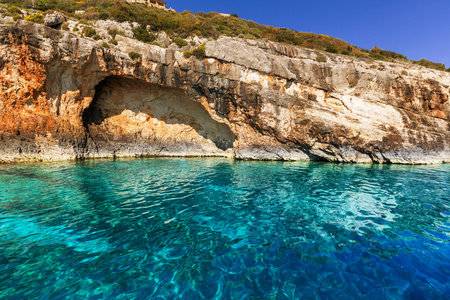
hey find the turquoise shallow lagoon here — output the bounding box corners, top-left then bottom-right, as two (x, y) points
(0, 158), (449, 299)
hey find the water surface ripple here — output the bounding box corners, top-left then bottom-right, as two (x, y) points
(0, 159), (449, 299)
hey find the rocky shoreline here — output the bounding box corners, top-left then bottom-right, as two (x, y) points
(0, 20), (449, 164)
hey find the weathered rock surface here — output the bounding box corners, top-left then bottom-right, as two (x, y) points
(44, 12), (66, 28)
(0, 16), (14, 24)
(95, 20), (135, 38)
(0, 20), (449, 164)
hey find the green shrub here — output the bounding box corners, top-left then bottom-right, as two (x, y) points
(251, 32), (262, 39)
(6, 6), (22, 16)
(82, 26), (96, 38)
(62, 23), (69, 31)
(78, 19), (89, 25)
(108, 29), (120, 38)
(176, 27), (188, 38)
(102, 42), (110, 48)
(276, 29), (302, 45)
(341, 50), (350, 55)
(231, 14), (238, 18)
(132, 26), (156, 43)
(113, 11), (129, 23)
(193, 43), (206, 58)
(36, 0), (56, 11)
(173, 36), (187, 48)
(380, 50), (407, 60)
(92, 34), (101, 40)
(128, 51), (142, 60)
(24, 13), (44, 24)
(5, 6), (23, 21)
(110, 38), (118, 45)
(183, 50), (192, 58)
(370, 46), (406, 61)
(325, 46), (339, 53)
(183, 43), (206, 59)
(155, 18), (180, 31)
(149, 41), (162, 47)
(369, 52), (386, 61)
(316, 55), (327, 63)
(413, 59), (446, 71)
(98, 12), (109, 20)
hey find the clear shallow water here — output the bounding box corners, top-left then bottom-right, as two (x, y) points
(0, 158), (449, 299)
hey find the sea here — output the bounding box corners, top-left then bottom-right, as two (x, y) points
(0, 158), (449, 299)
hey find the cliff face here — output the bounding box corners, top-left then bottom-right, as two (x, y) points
(1, 20), (449, 164)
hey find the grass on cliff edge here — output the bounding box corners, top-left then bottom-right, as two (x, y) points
(2, 0), (449, 72)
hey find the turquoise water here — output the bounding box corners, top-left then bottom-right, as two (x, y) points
(0, 158), (449, 299)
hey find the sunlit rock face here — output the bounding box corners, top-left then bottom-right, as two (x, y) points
(0, 20), (449, 163)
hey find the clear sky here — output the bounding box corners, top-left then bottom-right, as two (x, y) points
(167, 0), (450, 67)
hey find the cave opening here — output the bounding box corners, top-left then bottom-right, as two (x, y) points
(82, 76), (236, 157)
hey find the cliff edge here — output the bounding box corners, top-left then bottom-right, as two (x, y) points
(0, 20), (449, 164)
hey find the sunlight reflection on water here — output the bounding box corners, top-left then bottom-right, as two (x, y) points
(0, 159), (449, 299)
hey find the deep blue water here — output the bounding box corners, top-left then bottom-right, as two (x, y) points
(0, 158), (449, 299)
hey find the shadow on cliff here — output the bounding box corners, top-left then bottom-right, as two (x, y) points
(82, 76), (236, 153)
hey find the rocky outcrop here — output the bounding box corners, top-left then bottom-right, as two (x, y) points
(0, 20), (449, 164)
(44, 12), (66, 29)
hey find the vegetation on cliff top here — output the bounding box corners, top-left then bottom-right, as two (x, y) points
(1, 0), (449, 72)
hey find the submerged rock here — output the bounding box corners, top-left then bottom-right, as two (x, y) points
(0, 20), (449, 164)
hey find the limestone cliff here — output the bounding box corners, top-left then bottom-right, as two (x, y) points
(0, 20), (449, 164)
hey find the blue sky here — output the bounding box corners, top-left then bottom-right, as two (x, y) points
(167, 0), (450, 67)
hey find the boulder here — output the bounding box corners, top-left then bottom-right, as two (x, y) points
(44, 12), (66, 29)
(155, 31), (171, 48)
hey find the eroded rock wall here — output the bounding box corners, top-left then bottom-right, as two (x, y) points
(0, 20), (449, 164)
(83, 76), (235, 157)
